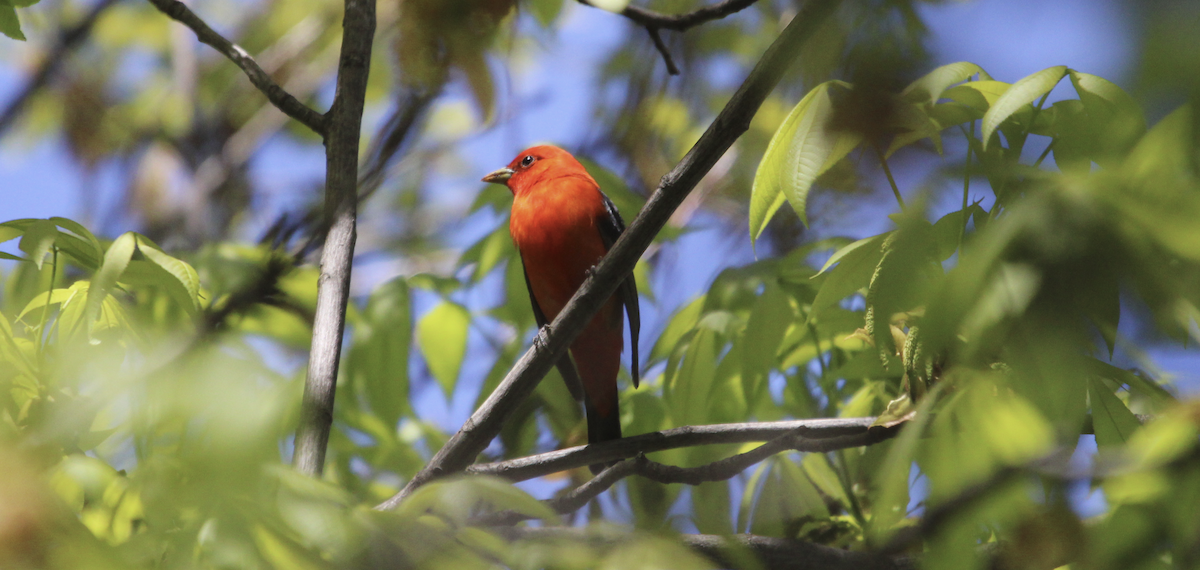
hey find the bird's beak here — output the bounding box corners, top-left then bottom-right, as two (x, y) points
(482, 167), (514, 184)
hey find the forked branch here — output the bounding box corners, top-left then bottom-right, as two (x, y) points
(145, 0), (328, 135)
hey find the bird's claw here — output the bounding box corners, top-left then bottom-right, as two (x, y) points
(533, 325), (551, 350)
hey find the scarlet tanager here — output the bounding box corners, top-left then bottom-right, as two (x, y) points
(483, 145), (640, 469)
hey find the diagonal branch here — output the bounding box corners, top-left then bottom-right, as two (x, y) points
(145, 0), (328, 135)
(375, 0), (841, 511)
(0, 0), (121, 138)
(468, 416), (882, 481)
(291, 0), (375, 477)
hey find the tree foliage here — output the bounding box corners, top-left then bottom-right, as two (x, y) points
(1, 0), (1199, 569)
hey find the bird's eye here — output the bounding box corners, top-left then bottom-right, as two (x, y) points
(520, 155), (535, 168)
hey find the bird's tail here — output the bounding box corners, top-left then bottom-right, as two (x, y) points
(585, 397), (622, 475)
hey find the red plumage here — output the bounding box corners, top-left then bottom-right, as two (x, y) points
(483, 145), (640, 469)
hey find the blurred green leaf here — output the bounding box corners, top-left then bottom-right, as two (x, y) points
(416, 300), (471, 397)
(1088, 378), (1141, 448)
(0, 4), (25, 41)
(528, 0), (564, 26)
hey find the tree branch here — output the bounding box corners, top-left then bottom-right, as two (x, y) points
(473, 422), (901, 526)
(145, 0), (328, 136)
(291, 0), (375, 477)
(579, 0), (762, 31)
(497, 528), (912, 570)
(579, 0), (763, 75)
(468, 416), (882, 481)
(0, 0), (121, 138)
(645, 26), (680, 75)
(375, 0), (841, 511)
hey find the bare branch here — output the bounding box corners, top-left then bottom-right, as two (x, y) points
(497, 528), (913, 570)
(291, 0), (375, 477)
(579, 0), (763, 75)
(474, 422), (901, 526)
(145, 0), (328, 135)
(375, 0), (841, 511)
(579, 0), (762, 31)
(0, 0), (121, 138)
(645, 26), (680, 75)
(468, 416), (882, 481)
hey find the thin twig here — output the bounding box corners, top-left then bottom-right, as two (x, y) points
(467, 416), (880, 481)
(646, 27), (680, 75)
(145, 0), (328, 135)
(291, 0), (376, 477)
(0, 0), (121, 138)
(873, 143), (905, 210)
(579, 0), (762, 31)
(375, 0), (842, 511)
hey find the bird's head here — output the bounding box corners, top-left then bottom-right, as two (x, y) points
(482, 145), (588, 195)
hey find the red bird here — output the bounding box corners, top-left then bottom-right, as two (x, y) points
(483, 145), (640, 466)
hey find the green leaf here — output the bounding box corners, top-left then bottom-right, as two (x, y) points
(667, 325), (718, 426)
(901, 61), (990, 104)
(692, 481), (732, 535)
(349, 278), (412, 426)
(1088, 378), (1142, 448)
(416, 301), (471, 398)
(0, 223), (22, 244)
(0, 251), (25, 261)
(16, 287), (77, 322)
(18, 219), (57, 269)
(751, 81), (861, 240)
(529, 0), (565, 28)
(942, 80), (1011, 113)
(85, 232), (136, 335)
(982, 66), (1067, 150)
(741, 279), (793, 404)
(0, 4), (25, 41)
(50, 217), (103, 254)
(1068, 69), (1146, 165)
(650, 295), (705, 362)
(136, 237), (201, 312)
(587, 0), (629, 13)
(809, 233), (888, 319)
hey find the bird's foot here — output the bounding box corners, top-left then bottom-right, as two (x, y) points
(533, 325), (552, 350)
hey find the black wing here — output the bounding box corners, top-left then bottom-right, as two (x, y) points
(522, 256), (585, 402)
(597, 192), (641, 388)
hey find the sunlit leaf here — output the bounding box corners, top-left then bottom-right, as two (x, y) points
(18, 219), (57, 269)
(85, 232), (136, 336)
(137, 236), (201, 311)
(982, 66), (1067, 150)
(751, 81), (860, 239)
(901, 61), (990, 104)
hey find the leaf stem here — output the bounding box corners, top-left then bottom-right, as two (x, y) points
(1033, 138), (1056, 169)
(873, 144), (905, 210)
